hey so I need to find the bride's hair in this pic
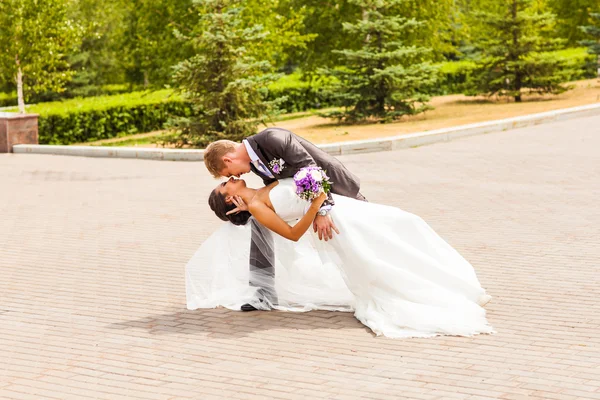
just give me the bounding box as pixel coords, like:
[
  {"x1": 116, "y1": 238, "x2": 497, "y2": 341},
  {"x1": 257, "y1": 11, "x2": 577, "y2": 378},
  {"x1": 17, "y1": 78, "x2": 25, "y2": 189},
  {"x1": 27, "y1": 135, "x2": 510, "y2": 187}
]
[{"x1": 208, "y1": 189, "x2": 252, "y2": 226}]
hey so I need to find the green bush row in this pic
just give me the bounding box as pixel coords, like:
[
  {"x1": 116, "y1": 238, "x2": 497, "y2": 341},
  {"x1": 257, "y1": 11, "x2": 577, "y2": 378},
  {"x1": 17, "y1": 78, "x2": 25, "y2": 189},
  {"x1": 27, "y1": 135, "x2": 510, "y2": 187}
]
[
  {"x1": 39, "y1": 101, "x2": 193, "y2": 145},
  {"x1": 1, "y1": 48, "x2": 593, "y2": 144},
  {"x1": 265, "y1": 73, "x2": 338, "y2": 112},
  {"x1": 434, "y1": 47, "x2": 595, "y2": 95},
  {"x1": 0, "y1": 84, "x2": 130, "y2": 108},
  {"x1": 4, "y1": 90, "x2": 191, "y2": 145}
]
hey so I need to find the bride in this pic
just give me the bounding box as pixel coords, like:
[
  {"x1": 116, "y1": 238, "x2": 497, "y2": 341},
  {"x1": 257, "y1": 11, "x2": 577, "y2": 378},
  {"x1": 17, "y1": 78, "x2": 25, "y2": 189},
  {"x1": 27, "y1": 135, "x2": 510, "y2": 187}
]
[{"x1": 186, "y1": 177, "x2": 494, "y2": 338}]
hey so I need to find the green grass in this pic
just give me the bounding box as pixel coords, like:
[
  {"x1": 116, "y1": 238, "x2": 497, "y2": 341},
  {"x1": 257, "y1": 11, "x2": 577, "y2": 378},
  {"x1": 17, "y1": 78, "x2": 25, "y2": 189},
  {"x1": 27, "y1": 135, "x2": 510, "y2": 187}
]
[{"x1": 98, "y1": 135, "x2": 163, "y2": 147}]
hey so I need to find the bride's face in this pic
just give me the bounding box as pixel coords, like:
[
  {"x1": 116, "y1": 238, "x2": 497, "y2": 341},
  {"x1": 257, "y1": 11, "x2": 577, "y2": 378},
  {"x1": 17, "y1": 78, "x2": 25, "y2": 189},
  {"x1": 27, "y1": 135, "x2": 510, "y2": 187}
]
[{"x1": 217, "y1": 177, "x2": 246, "y2": 202}]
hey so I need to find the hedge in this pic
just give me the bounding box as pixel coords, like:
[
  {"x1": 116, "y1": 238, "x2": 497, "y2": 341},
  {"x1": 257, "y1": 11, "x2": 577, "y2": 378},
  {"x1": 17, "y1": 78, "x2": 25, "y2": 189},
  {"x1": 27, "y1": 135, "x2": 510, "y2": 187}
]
[
  {"x1": 435, "y1": 47, "x2": 595, "y2": 95},
  {"x1": 0, "y1": 48, "x2": 593, "y2": 144},
  {"x1": 0, "y1": 84, "x2": 130, "y2": 108},
  {"x1": 265, "y1": 73, "x2": 338, "y2": 112},
  {"x1": 5, "y1": 90, "x2": 192, "y2": 145}
]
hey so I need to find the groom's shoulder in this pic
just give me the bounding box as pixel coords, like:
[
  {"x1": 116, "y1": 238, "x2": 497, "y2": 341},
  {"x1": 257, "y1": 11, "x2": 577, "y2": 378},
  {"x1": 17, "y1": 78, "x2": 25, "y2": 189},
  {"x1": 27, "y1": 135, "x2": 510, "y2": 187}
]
[{"x1": 251, "y1": 127, "x2": 294, "y2": 142}]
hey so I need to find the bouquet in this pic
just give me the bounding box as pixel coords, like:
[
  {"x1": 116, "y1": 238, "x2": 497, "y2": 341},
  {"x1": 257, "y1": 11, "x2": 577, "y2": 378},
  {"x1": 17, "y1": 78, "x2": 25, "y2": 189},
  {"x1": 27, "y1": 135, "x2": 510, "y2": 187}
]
[{"x1": 293, "y1": 166, "x2": 332, "y2": 201}]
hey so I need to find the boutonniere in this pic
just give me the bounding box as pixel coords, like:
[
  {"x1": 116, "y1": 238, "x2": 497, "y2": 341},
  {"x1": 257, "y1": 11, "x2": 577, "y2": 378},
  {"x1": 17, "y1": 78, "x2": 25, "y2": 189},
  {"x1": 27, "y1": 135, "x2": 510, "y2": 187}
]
[{"x1": 268, "y1": 158, "x2": 285, "y2": 174}]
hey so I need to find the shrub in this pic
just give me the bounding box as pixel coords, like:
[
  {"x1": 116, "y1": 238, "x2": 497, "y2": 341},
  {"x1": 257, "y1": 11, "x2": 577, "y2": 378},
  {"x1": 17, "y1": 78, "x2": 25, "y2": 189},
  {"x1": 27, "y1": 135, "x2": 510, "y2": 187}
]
[
  {"x1": 265, "y1": 73, "x2": 338, "y2": 112},
  {"x1": 6, "y1": 90, "x2": 192, "y2": 144},
  {"x1": 434, "y1": 48, "x2": 594, "y2": 95}
]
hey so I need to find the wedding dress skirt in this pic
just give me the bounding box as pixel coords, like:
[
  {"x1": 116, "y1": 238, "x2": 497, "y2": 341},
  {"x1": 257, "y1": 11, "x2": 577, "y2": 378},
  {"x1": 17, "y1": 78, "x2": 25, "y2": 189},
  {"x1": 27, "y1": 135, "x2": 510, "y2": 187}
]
[{"x1": 186, "y1": 179, "x2": 493, "y2": 338}]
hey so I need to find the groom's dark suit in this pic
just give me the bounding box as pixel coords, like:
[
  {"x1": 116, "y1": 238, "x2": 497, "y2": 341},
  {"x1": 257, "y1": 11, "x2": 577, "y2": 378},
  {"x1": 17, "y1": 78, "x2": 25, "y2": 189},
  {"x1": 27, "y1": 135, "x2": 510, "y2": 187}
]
[{"x1": 244, "y1": 127, "x2": 366, "y2": 308}]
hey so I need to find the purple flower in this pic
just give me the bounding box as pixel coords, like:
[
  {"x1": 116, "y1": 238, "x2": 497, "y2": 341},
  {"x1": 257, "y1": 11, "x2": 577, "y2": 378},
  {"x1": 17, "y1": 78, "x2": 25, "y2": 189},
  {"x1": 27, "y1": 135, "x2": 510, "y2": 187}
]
[
  {"x1": 268, "y1": 158, "x2": 285, "y2": 175},
  {"x1": 293, "y1": 167, "x2": 332, "y2": 201}
]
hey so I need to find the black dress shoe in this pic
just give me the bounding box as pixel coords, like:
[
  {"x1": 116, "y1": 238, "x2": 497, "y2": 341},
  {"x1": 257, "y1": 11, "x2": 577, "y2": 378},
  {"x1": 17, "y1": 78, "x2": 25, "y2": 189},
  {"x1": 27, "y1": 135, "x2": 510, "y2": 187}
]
[{"x1": 241, "y1": 303, "x2": 258, "y2": 312}]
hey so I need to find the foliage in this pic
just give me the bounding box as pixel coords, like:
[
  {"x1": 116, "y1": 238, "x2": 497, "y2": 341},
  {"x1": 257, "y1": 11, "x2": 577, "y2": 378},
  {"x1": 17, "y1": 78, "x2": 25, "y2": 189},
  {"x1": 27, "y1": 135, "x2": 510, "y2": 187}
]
[
  {"x1": 467, "y1": 0, "x2": 574, "y2": 101},
  {"x1": 265, "y1": 73, "x2": 338, "y2": 111},
  {"x1": 119, "y1": 0, "x2": 196, "y2": 88},
  {"x1": 166, "y1": 0, "x2": 284, "y2": 148},
  {"x1": 436, "y1": 47, "x2": 594, "y2": 94},
  {"x1": 62, "y1": 0, "x2": 125, "y2": 98},
  {"x1": 241, "y1": 0, "x2": 316, "y2": 71},
  {"x1": 579, "y1": 13, "x2": 600, "y2": 79},
  {"x1": 319, "y1": 0, "x2": 438, "y2": 123},
  {"x1": 548, "y1": 0, "x2": 600, "y2": 45},
  {"x1": 5, "y1": 90, "x2": 191, "y2": 144},
  {"x1": 280, "y1": 0, "x2": 363, "y2": 75},
  {"x1": 0, "y1": 0, "x2": 81, "y2": 111}
]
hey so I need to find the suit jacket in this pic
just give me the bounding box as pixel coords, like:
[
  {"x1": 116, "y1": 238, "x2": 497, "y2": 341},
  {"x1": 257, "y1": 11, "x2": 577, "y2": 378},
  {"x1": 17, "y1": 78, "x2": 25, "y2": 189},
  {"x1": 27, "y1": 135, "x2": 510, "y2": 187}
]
[{"x1": 245, "y1": 127, "x2": 361, "y2": 206}]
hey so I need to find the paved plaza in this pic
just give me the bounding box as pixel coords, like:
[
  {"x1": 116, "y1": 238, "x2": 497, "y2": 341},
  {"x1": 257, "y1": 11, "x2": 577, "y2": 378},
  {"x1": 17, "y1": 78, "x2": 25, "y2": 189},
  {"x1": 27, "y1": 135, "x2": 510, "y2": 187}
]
[{"x1": 1, "y1": 115, "x2": 599, "y2": 399}]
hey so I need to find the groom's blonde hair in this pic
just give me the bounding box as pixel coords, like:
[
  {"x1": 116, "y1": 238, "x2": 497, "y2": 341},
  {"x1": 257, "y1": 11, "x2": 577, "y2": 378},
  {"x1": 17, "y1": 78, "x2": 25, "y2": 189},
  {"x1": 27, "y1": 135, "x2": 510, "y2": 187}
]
[{"x1": 204, "y1": 140, "x2": 237, "y2": 178}]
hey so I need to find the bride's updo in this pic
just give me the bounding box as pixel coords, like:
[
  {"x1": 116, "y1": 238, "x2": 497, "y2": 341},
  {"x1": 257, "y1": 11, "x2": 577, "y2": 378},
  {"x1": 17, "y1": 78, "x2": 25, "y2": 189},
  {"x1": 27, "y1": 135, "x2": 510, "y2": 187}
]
[{"x1": 208, "y1": 189, "x2": 252, "y2": 226}]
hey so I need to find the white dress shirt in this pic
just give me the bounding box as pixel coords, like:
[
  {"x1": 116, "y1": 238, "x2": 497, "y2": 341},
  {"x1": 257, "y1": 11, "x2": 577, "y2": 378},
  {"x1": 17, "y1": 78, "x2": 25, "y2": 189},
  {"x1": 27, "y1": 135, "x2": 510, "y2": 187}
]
[{"x1": 243, "y1": 140, "x2": 274, "y2": 179}]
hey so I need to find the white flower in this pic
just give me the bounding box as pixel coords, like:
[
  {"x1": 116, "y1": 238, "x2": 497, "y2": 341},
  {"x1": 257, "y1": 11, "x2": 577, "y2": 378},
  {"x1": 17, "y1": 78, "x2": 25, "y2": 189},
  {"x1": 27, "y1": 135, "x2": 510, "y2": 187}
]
[
  {"x1": 295, "y1": 170, "x2": 307, "y2": 180},
  {"x1": 310, "y1": 170, "x2": 323, "y2": 182}
]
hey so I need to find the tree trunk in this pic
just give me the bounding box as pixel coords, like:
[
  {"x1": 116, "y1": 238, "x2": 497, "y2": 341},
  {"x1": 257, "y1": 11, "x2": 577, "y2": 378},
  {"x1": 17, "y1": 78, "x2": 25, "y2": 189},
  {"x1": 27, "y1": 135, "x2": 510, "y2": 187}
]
[
  {"x1": 511, "y1": 0, "x2": 522, "y2": 102},
  {"x1": 597, "y1": 53, "x2": 599, "y2": 80},
  {"x1": 375, "y1": 31, "x2": 385, "y2": 115},
  {"x1": 143, "y1": 70, "x2": 149, "y2": 88},
  {"x1": 16, "y1": 55, "x2": 25, "y2": 114},
  {"x1": 363, "y1": 8, "x2": 370, "y2": 43}
]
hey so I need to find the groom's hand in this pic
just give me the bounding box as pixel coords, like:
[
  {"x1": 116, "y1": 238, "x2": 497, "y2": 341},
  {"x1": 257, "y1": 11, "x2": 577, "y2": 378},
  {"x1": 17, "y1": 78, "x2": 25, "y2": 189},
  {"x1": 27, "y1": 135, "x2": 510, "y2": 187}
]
[
  {"x1": 313, "y1": 215, "x2": 340, "y2": 241},
  {"x1": 225, "y1": 196, "x2": 249, "y2": 215}
]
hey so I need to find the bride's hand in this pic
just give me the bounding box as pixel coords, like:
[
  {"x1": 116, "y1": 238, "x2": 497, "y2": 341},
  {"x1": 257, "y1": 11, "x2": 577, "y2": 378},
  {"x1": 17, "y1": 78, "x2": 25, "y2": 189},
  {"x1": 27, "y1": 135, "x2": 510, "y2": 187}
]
[{"x1": 226, "y1": 196, "x2": 248, "y2": 215}]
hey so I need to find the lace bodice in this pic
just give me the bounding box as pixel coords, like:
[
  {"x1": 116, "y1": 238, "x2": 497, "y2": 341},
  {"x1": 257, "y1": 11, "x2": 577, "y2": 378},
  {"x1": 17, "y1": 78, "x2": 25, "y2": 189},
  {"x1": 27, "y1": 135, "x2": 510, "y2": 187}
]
[{"x1": 268, "y1": 179, "x2": 308, "y2": 222}]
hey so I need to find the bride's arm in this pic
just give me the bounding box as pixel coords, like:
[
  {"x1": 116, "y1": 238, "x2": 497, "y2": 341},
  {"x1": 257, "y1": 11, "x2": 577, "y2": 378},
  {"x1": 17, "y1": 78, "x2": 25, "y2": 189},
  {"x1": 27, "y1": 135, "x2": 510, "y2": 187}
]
[{"x1": 249, "y1": 193, "x2": 327, "y2": 242}]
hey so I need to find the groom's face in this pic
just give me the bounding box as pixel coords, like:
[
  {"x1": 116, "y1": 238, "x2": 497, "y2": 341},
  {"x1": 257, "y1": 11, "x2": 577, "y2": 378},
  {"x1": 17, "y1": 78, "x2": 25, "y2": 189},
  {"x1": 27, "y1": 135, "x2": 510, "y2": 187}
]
[{"x1": 220, "y1": 156, "x2": 251, "y2": 178}]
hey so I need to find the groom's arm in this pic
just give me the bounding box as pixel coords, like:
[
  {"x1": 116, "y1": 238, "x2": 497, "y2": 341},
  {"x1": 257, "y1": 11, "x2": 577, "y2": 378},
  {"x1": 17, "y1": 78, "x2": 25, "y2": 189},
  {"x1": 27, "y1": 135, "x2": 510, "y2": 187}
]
[
  {"x1": 263, "y1": 129, "x2": 335, "y2": 208},
  {"x1": 261, "y1": 128, "x2": 339, "y2": 241}
]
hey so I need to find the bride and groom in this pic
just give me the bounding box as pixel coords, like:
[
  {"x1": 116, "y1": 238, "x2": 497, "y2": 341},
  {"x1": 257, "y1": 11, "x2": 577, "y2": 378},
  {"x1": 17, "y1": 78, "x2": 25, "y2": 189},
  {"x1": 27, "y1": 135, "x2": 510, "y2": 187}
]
[{"x1": 185, "y1": 127, "x2": 493, "y2": 338}]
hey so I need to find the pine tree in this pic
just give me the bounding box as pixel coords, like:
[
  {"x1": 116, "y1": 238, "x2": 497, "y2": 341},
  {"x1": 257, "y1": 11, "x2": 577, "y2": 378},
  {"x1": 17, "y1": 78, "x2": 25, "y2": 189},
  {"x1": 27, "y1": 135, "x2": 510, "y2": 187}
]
[
  {"x1": 580, "y1": 13, "x2": 600, "y2": 80},
  {"x1": 467, "y1": 0, "x2": 573, "y2": 102},
  {"x1": 167, "y1": 0, "x2": 283, "y2": 148},
  {"x1": 319, "y1": 0, "x2": 438, "y2": 124}
]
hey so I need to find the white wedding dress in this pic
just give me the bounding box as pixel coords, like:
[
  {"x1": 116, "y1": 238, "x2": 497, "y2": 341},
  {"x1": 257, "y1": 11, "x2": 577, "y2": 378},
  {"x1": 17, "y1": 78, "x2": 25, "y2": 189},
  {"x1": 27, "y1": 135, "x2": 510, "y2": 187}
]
[{"x1": 186, "y1": 179, "x2": 494, "y2": 338}]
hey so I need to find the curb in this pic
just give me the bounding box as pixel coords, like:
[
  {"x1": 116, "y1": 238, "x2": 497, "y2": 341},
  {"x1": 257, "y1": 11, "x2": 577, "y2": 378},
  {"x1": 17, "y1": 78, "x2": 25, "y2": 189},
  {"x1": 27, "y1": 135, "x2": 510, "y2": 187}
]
[
  {"x1": 13, "y1": 145, "x2": 205, "y2": 161},
  {"x1": 13, "y1": 102, "x2": 600, "y2": 161}
]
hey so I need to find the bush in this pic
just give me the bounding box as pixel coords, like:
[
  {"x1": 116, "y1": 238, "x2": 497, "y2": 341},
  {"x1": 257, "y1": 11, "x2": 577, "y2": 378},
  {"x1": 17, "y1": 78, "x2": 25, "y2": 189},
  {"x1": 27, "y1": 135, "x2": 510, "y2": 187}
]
[
  {"x1": 433, "y1": 47, "x2": 594, "y2": 95},
  {"x1": 6, "y1": 90, "x2": 192, "y2": 145},
  {"x1": 266, "y1": 73, "x2": 338, "y2": 112},
  {"x1": 1, "y1": 49, "x2": 592, "y2": 144},
  {"x1": 0, "y1": 92, "x2": 16, "y2": 108},
  {"x1": 0, "y1": 84, "x2": 131, "y2": 108},
  {"x1": 434, "y1": 60, "x2": 478, "y2": 95}
]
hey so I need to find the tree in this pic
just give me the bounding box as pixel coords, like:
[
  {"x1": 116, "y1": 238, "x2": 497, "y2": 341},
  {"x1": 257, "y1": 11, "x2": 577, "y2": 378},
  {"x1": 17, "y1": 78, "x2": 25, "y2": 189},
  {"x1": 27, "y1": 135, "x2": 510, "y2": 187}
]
[
  {"x1": 167, "y1": 0, "x2": 283, "y2": 148},
  {"x1": 467, "y1": 0, "x2": 573, "y2": 102},
  {"x1": 548, "y1": 0, "x2": 600, "y2": 45},
  {"x1": 64, "y1": 0, "x2": 126, "y2": 97},
  {"x1": 318, "y1": 0, "x2": 438, "y2": 124},
  {"x1": 0, "y1": 0, "x2": 81, "y2": 113},
  {"x1": 580, "y1": 13, "x2": 600, "y2": 80},
  {"x1": 241, "y1": 0, "x2": 316, "y2": 72},
  {"x1": 281, "y1": 0, "x2": 363, "y2": 76},
  {"x1": 119, "y1": 0, "x2": 196, "y2": 89},
  {"x1": 393, "y1": 0, "x2": 456, "y2": 60}
]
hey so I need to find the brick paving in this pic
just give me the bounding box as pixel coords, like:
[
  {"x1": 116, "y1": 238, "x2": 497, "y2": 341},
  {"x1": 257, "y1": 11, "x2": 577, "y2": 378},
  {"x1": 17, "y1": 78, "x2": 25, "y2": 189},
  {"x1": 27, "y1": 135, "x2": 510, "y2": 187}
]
[{"x1": 1, "y1": 115, "x2": 599, "y2": 399}]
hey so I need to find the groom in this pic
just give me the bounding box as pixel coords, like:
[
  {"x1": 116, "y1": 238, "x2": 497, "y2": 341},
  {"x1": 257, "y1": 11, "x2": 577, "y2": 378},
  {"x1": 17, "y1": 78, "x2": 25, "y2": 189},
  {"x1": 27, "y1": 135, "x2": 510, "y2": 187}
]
[{"x1": 204, "y1": 127, "x2": 366, "y2": 311}]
